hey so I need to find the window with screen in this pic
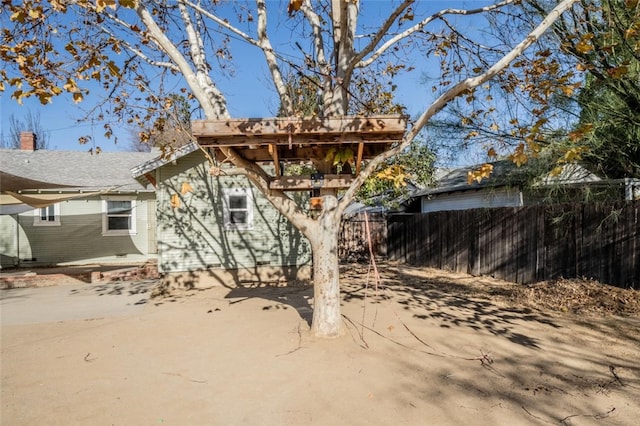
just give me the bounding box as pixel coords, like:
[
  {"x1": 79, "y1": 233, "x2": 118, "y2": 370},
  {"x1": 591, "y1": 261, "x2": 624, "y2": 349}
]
[
  {"x1": 33, "y1": 204, "x2": 60, "y2": 226},
  {"x1": 102, "y1": 197, "x2": 137, "y2": 235},
  {"x1": 223, "y1": 188, "x2": 253, "y2": 230}
]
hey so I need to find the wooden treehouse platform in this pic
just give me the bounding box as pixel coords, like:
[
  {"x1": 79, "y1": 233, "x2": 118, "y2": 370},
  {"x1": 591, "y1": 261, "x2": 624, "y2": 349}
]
[{"x1": 191, "y1": 115, "x2": 408, "y2": 192}]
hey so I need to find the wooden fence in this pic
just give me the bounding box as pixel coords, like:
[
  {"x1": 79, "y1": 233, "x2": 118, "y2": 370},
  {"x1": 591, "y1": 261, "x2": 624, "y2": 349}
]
[
  {"x1": 387, "y1": 202, "x2": 640, "y2": 289},
  {"x1": 339, "y1": 213, "x2": 387, "y2": 261}
]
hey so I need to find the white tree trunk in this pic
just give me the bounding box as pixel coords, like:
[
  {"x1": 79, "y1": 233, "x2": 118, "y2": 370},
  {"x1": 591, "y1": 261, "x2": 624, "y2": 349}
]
[{"x1": 309, "y1": 198, "x2": 344, "y2": 337}]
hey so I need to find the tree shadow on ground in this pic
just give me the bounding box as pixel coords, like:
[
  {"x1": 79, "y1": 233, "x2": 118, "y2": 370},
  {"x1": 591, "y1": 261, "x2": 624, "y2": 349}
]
[
  {"x1": 225, "y1": 284, "x2": 314, "y2": 326},
  {"x1": 337, "y1": 263, "x2": 640, "y2": 425},
  {"x1": 340, "y1": 263, "x2": 559, "y2": 350},
  {"x1": 68, "y1": 279, "x2": 161, "y2": 305}
]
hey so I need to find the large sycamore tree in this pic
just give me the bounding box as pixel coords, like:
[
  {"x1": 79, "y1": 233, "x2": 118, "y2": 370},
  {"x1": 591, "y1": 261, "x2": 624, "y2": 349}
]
[{"x1": 1, "y1": 0, "x2": 578, "y2": 337}]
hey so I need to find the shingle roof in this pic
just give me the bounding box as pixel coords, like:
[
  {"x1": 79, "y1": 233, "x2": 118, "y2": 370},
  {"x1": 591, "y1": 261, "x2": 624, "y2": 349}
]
[
  {"x1": 412, "y1": 160, "x2": 602, "y2": 197},
  {"x1": 0, "y1": 149, "x2": 156, "y2": 192}
]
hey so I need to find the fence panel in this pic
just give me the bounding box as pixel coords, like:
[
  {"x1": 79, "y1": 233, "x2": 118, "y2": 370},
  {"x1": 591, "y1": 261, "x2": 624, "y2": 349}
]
[
  {"x1": 386, "y1": 201, "x2": 639, "y2": 289},
  {"x1": 339, "y1": 213, "x2": 387, "y2": 261}
]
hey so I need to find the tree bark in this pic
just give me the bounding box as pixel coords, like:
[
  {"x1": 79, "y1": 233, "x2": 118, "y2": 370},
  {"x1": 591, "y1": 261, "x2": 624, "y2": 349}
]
[{"x1": 309, "y1": 197, "x2": 344, "y2": 337}]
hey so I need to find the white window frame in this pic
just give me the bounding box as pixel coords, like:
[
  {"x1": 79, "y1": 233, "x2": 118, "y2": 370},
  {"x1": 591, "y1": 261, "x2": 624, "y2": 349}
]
[
  {"x1": 33, "y1": 204, "x2": 61, "y2": 226},
  {"x1": 223, "y1": 188, "x2": 254, "y2": 231},
  {"x1": 102, "y1": 196, "x2": 137, "y2": 236}
]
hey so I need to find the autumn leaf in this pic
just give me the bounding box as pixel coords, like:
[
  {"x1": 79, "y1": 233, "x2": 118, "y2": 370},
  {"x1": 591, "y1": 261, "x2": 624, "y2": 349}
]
[
  {"x1": 375, "y1": 165, "x2": 408, "y2": 188},
  {"x1": 508, "y1": 143, "x2": 527, "y2": 167},
  {"x1": 288, "y1": 0, "x2": 303, "y2": 16},
  {"x1": 170, "y1": 193, "x2": 181, "y2": 209},
  {"x1": 575, "y1": 34, "x2": 594, "y2": 54},
  {"x1": 119, "y1": 0, "x2": 137, "y2": 8},
  {"x1": 96, "y1": 0, "x2": 117, "y2": 13},
  {"x1": 562, "y1": 146, "x2": 588, "y2": 163},
  {"x1": 549, "y1": 166, "x2": 564, "y2": 177},
  {"x1": 568, "y1": 123, "x2": 594, "y2": 142},
  {"x1": 106, "y1": 61, "x2": 121, "y2": 77},
  {"x1": 467, "y1": 163, "x2": 494, "y2": 184},
  {"x1": 607, "y1": 66, "x2": 628, "y2": 79},
  {"x1": 28, "y1": 7, "x2": 44, "y2": 20},
  {"x1": 180, "y1": 182, "x2": 193, "y2": 195}
]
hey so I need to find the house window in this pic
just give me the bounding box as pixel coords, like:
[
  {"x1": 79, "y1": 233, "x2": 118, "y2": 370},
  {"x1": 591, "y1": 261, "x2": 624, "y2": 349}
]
[
  {"x1": 33, "y1": 204, "x2": 60, "y2": 226},
  {"x1": 223, "y1": 188, "x2": 253, "y2": 230},
  {"x1": 102, "y1": 197, "x2": 137, "y2": 235}
]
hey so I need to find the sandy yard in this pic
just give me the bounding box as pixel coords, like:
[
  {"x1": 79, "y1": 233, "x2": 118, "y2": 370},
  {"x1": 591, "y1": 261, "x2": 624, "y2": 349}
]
[{"x1": 1, "y1": 263, "x2": 639, "y2": 425}]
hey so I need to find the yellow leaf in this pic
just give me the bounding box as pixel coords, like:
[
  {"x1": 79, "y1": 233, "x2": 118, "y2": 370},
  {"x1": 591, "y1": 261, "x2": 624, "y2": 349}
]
[
  {"x1": 171, "y1": 194, "x2": 181, "y2": 209},
  {"x1": 487, "y1": 148, "x2": 497, "y2": 158},
  {"x1": 467, "y1": 164, "x2": 494, "y2": 184},
  {"x1": 72, "y1": 92, "x2": 84, "y2": 103},
  {"x1": 28, "y1": 7, "x2": 43, "y2": 19},
  {"x1": 561, "y1": 85, "x2": 574, "y2": 96},
  {"x1": 63, "y1": 78, "x2": 78, "y2": 92},
  {"x1": 575, "y1": 34, "x2": 594, "y2": 54},
  {"x1": 96, "y1": 0, "x2": 117, "y2": 13},
  {"x1": 119, "y1": 0, "x2": 137, "y2": 8},
  {"x1": 549, "y1": 166, "x2": 564, "y2": 177},
  {"x1": 180, "y1": 182, "x2": 193, "y2": 195},
  {"x1": 464, "y1": 130, "x2": 479, "y2": 140}
]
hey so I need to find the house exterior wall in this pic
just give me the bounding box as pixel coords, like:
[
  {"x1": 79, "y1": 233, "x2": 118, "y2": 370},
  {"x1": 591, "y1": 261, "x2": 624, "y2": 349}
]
[
  {"x1": 0, "y1": 193, "x2": 155, "y2": 268},
  {"x1": 421, "y1": 187, "x2": 523, "y2": 213},
  {"x1": 155, "y1": 151, "x2": 311, "y2": 275}
]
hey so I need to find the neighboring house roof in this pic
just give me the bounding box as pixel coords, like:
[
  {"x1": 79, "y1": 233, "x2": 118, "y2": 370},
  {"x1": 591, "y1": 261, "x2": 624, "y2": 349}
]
[
  {"x1": 0, "y1": 148, "x2": 157, "y2": 192},
  {"x1": 412, "y1": 161, "x2": 602, "y2": 198},
  {"x1": 131, "y1": 142, "x2": 200, "y2": 187},
  {"x1": 0, "y1": 148, "x2": 157, "y2": 213}
]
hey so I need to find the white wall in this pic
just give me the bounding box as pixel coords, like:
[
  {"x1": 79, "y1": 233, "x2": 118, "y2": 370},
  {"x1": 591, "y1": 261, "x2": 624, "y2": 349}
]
[{"x1": 421, "y1": 188, "x2": 523, "y2": 213}]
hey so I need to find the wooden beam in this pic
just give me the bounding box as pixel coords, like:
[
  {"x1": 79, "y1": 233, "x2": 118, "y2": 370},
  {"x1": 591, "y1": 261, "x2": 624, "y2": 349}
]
[
  {"x1": 192, "y1": 115, "x2": 408, "y2": 139},
  {"x1": 195, "y1": 133, "x2": 401, "y2": 147},
  {"x1": 269, "y1": 174, "x2": 354, "y2": 191},
  {"x1": 144, "y1": 172, "x2": 157, "y2": 188},
  {"x1": 204, "y1": 143, "x2": 392, "y2": 163},
  {"x1": 268, "y1": 144, "x2": 281, "y2": 176}
]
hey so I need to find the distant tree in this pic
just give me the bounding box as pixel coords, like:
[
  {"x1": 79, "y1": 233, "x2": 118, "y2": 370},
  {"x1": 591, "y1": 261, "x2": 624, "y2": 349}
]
[
  {"x1": 430, "y1": 0, "x2": 640, "y2": 180},
  {"x1": 2, "y1": 111, "x2": 50, "y2": 149},
  {"x1": 357, "y1": 141, "x2": 436, "y2": 205},
  {"x1": 551, "y1": 0, "x2": 640, "y2": 178},
  {"x1": 126, "y1": 94, "x2": 195, "y2": 152}
]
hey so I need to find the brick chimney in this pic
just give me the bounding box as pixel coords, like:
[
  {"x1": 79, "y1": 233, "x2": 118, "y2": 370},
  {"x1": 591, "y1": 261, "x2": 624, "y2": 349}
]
[{"x1": 20, "y1": 132, "x2": 37, "y2": 151}]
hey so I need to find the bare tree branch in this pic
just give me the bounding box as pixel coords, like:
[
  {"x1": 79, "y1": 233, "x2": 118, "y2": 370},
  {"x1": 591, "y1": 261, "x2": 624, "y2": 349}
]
[
  {"x1": 356, "y1": 0, "x2": 516, "y2": 69},
  {"x1": 338, "y1": 0, "x2": 580, "y2": 213}
]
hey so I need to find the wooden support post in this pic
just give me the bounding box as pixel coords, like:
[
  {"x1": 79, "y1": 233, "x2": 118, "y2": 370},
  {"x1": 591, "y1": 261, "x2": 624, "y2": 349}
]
[
  {"x1": 355, "y1": 143, "x2": 364, "y2": 176},
  {"x1": 268, "y1": 144, "x2": 281, "y2": 176}
]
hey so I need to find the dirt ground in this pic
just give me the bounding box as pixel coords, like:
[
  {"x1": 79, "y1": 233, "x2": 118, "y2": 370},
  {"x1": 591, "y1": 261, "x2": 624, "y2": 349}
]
[{"x1": 2, "y1": 263, "x2": 639, "y2": 425}]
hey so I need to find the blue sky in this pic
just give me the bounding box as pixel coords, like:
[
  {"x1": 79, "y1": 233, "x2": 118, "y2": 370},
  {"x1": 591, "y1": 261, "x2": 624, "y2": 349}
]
[{"x1": 1, "y1": 1, "x2": 492, "y2": 153}]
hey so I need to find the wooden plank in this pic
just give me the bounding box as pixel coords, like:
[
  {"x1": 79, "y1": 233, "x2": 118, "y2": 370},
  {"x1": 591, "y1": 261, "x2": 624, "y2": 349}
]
[
  {"x1": 192, "y1": 115, "x2": 408, "y2": 138},
  {"x1": 269, "y1": 174, "x2": 354, "y2": 191}
]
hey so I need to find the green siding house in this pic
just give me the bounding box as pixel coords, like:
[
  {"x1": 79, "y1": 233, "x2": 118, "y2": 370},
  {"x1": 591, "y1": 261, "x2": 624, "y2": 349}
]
[
  {"x1": 131, "y1": 143, "x2": 311, "y2": 285},
  {"x1": 0, "y1": 134, "x2": 157, "y2": 268}
]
